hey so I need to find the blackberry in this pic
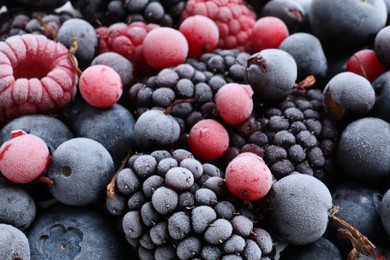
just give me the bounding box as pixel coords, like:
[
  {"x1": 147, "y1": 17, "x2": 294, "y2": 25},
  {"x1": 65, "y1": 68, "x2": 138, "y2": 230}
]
[
  {"x1": 0, "y1": 10, "x2": 74, "y2": 40},
  {"x1": 71, "y1": 0, "x2": 187, "y2": 27},
  {"x1": 227, "y1": 88, "x2": 340, "y2": 185},
  {"x1": 128, "y1": 48, "x2": 251, "y2": 152},
  {"x1": 106, "y1": 149, "x2": 277, "y2": 259}
]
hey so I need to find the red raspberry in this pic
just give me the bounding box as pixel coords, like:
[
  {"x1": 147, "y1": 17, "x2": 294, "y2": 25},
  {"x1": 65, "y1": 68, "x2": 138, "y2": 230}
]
[
  {"x1": 181, "y1": 0, "x2": 257, "y2": 52},
  {"x1": 96, "y1": 22, "x2": 160, "y2": 74},
  {"x1": 0, "y1": 34, "x2": 78, "y2": 124}
]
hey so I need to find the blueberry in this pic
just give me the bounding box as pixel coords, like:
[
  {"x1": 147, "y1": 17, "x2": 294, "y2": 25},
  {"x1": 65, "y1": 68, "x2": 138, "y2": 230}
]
[
  {"x1": 91, "y1": 52, "x2": 135, "y2": 91},
  {"x1": 328, "y1": 182, "x2": 390, "y2": 255},
  {"x1": 0, "y1": 223, "x2": 30, "y2": 260},
  {"x1": 310, "y1": 0, "x2": 387, "y2": 50},
  {"x1": 266, "y1": 174, "x2": 332, "y2": 245},
  {"x1": 57, "y1": 18, "x2": 98, "y2": 67},
  {"x1": 375, "y1": 25, "x2": 390, "y2": 68},
  {"x1": 0, "y1": 179, "x2": 36, "y2": 231},
  {"x1": 245, "y1": 49, "x2": 297, "y2": 102},
  {"x1": 381, "y1": 187, "x2": 390, "y2": 237},
  {"x1": 27, "y1": 203, "x2": 123, "y2": 259},
  {"x1": 47, "y1": 137, "x2": 115, "y2": 206},
  {"x1": 280, "y1": 237, "x2": 342, "y2": 260},
  {"x1": 279, "y1": 32, "x2": 327, "y2": 81},
  {"x1": 134, "y1": 109, "x2": 181, "y2": 150},
  {"x1": 260, "y1": 0, "x2": 306, "y2": 34},
  {"x1": 72, "y1": 104, "x2": 136, "y2": 168},
  {"x1": 0, "y1": 114, "x2": 73, "y2": 153},
  {"x1": 323, "y1": 72, "x2": 375, "y2": 120},
  {"x1": 372, "y1": 71, "x2": 390, "y2": 123},
  {"x1": 337, "y1": 117, "x2": 390, "y2": 184}
]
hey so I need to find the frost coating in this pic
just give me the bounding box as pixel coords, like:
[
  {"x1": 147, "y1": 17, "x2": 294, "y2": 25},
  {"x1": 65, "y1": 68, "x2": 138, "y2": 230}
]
[{"x1": 268, "y1": 174, "x2": 332, "y2": 245}]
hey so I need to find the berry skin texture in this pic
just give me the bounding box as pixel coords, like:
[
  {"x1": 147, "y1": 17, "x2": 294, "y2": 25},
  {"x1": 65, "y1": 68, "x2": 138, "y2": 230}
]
[
  {"x1": 215, "y1": 83, "x2": 253, "y2": 125},
  {"x1": 346, "y1": 49, "x2": 387, "y2": 82},
  {"x1": 251, "y1": 16, "x2": 289, "y2": 52},
  {"x1": 323, "y1": 72, "x2": 375, "y2": 120},
  {"x1": 0, "y1": 34, "x2": 78, "y2": 124},
  {"x1": 225, "y1": 152, "x2": 272, "y2": 200},
  {"x1": 0, "y1": 223, "x2": 30, "y2": 260},
  {"x1": 188, "y1": 119, "x2": 229, "y2": 161},
  {"x1": 79, "y1": 64, "x2": 123, "y2": 108},
  {"x1": 179, "y1": 15, "x2": 219, "y2": 58},
  {"x1": 181, "y1": 0, "x2": 256, "y2": 52},
  {"x1": 143, "y1": 27, "x2": 189, "y2": 70},
  {"x1": 0, "y1": 130, "x2": 49, "y2": 184}
]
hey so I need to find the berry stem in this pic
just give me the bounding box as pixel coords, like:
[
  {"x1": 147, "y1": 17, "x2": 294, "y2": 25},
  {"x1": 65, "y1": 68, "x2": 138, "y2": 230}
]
[
  {"x1": 294, "y1": 75, "x2": 316, "y2": 89},
  {"x1": 328, "y1": 205, "x2": 376, "y2": 259},
  {"x1": 38, "y1": 175, "x2": 54, "y2": 185},
  {"x1": 34, "y1": 15, "x2": 57, "y2": 40},
  {"x1": 164, "y1": 98, "x2": 197, "y2": 115},
  {"x1": 68, "y1": 37, "x2": 83, "y2": 76},
  {"x1": 106, "y1": 149, "x2": 132, "y2": 199}
]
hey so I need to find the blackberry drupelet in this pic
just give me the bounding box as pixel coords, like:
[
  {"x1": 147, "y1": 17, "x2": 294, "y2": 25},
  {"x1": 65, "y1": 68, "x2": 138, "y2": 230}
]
[{"x1": 71, "y1": 0, "x2": 187, "y2": 27}]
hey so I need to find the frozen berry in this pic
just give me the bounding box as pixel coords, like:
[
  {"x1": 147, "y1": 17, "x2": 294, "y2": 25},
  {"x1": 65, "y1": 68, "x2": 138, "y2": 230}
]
[
  {"x1": 323, "y1": 72, "x2": 375, "y2": 120},
  {"x1": 181, "y1": 0, "x2": 256, "y2": 52},
  {"x1": 179, "y1": 15, "x2": 219, "y2": 58},
  {"x1": 0, "y1": 34, "x2": 78, "y2": 123},
  {"x1": 267, "y1": 174, "x2": 332, "y2": 245},
  {"x1": 215, "y1": 83, "x2": 253, "y2": 125},
  {"x1": 47, "y1": 137, "x2": 114, "y2": 206},
  {"x1": 225, "y1": 152, "x2": 272, "y2": 200},
  {"x1": 251, "y1": 16, "x2": 289, "y2": 52},
  {"x1": 143, "y1": 27, "x2": 188, "y2": 70},
  {"x1": 0, "y1": 130, "x2": 49, "y2": 184},
  {"x1": 0, "y1": 224, "x2": 30, "y2": 260},
  {"x1": 245, "y1": 48, "x2": 297, "y2": 102},
  {"x1": 188, "y1": 119, "x2": 229, "y2": 161},
  {"x1": 346, "y1": 49, "x2": 387, "y2": 82},
  {"x1": 79, "y1": 64, "x2": 123, "y2": 108}
]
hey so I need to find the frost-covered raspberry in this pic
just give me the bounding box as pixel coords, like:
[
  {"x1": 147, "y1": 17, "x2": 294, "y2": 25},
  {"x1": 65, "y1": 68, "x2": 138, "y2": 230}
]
[
  {"x1": 181, "y1": 0, "x2": 256, "y2": 52},
  {"x1": 0, "y1": 34, "x2": 78, "y2": 124}
]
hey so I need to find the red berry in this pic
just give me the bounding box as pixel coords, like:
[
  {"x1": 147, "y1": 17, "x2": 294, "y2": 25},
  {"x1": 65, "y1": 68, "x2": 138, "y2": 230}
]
[
  {"x1": 0, "y1": 130, "x2": 50, "y2": 184},
  {"x1": 79, "y1": 65, "x2": 123, "y2": 108},
  {"x1": 179, "y1": 15, "x2": 219, "y2": 58},
  {"x1": 96, "y1": 22, "x2": 159, "y2": 74},
  {"x1": 143, "y1": 27, "x2": 189, "y2": 70},
  {"x1": 346, "y1": 49, "x2": 387, "y2": 82},
  {"x1": 188, "y1": 119, "x2": 229, "y2": 161},
  {"x1": 251, "y1": 16, "x2": 289, "y2": 52},
  {"x1": 181, "y1": 0, "x2": 256, "y2": 52},
  {"x1": 215, "y1": 83, "x2": 253, "y2": 125},
  {"x1": 0, "y1": 34, "x2": 78, "y2": 124},
  {"x1": 225, "y1": 152, "x2": 272, "y2": 201}
]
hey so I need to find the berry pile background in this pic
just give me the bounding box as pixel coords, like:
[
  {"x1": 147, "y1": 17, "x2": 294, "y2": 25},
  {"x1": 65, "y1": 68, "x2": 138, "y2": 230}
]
[{"x1": 1, "y1": 0, "x2": 390, "y2": 260}]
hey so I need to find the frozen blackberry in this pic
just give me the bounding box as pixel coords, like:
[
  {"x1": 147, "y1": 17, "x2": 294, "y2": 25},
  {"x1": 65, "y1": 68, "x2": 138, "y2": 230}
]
[
  {"x1": 128, "y1": 48, "x2": 251, "y2": 149},
  {"x1": 227, "y1": 88, "x2": 340, "y2": 185},
  {"x1": 71, "y1": 0, "x2": 186, "y2": 27},
  {"x1": 105, "y1": 149, "x2": 274, "y2": 259},
  {"x1": 0, "y1": 10, "x2": 73, "y2": 40}
]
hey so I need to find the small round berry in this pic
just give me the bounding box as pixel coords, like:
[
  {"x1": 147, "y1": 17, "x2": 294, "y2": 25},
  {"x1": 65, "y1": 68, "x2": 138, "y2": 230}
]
[
  {"x1": 215, "y1": 83, "x2": 253, "y2": 125},
  {"x1": 143, "y1": 27, "x2": 188, "y2": 70},
  {"x1": 179, "y1": 15, "x2": 219, "y2": 58},
  {"x1": 251, "y1": 16, "x2": 289, "y2": 52},
  {"x1": 79, "y1": 65, "x2": 123, "y2": 108},
  {"x1": 188, "y1": 119, "x2": 229, "y2": 161},
  {"x1": 346, "y1": 49, "x2": 387, "y2": 82},
  {"x1": 0, "y1": 130, "x2": 49, "y2": 184},
  {"x1": 225, "y1": 152, "x2": 272, "y2": 201}
]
